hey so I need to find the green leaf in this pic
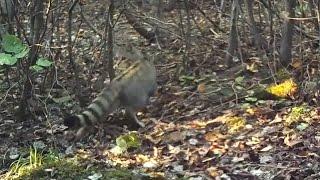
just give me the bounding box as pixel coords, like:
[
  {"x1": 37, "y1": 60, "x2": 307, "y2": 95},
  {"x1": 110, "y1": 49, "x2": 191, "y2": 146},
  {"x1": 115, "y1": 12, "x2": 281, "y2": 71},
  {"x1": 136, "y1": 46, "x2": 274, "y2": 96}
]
[
  {"x1": 179, "y1": 75, "x2": 195, "y2": 81},
  {"x1": 125, "y1": 133, "x2": 141, "y2": 148},
  {"x1": 2, "y1": 34, "x2": 25, "y2": 54},
  {"x1": 31, "y1": 65, "x2": 44, "y2": 72},
  {"x1": 235, "y1": 76, "x2": 244, "y2": 84},
  {"x1": 52, "y1": 95, "x2": 72, "y2": 104},
  {"x1": 245, "y1": 97, "x2": 258, "y2": 102},
  {"x1": 257, "y1": 100, "x2": 266, "y2": 104},
  {"x1": 116, "y1": 138, "x2": 128, "y2": 149},
  {"x1": 116, "y1": 132, "x2": 141, "y2": 149},
  {"x1": 0, "y1": 53, "x2": 18, "y2": 65},
  {"x1": 240, "y1": 103, "x2": 251, "y2": 109},
  {"x1": 36, "y1": 58, "x2": 53, "y2": 67},
  {"x1": 14, "y1": 46, "x2": 29, "y2": 58},
  {"x1": 296, "y1": 123, "x2": 309, "y2": 131}
]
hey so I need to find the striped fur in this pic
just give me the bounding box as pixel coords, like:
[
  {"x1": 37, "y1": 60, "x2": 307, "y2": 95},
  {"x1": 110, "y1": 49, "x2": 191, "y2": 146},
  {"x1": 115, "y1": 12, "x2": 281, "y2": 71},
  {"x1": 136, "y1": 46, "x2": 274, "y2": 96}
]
[{"x1": 64, "y1": 59, "x2": 157, "y2": 138}]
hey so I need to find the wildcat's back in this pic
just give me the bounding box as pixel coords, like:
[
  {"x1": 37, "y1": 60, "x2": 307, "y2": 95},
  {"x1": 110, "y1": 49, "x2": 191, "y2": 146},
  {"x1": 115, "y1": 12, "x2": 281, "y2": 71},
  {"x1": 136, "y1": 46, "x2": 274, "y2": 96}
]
[{"x1": 118, "y1": 59, "x2": 157, "y2": 109}]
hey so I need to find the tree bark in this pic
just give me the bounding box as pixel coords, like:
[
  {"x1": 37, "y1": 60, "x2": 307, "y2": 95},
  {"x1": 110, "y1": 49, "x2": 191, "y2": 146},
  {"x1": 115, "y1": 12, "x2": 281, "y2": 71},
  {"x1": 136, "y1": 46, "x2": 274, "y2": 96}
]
[
  {"x1": 245, "y1": 0, "x2": 267, "y2": 50},
  {"x1": 225, "y1": 0, "x2": 240, "y2": 67},
  {"x1": 106, "y1": 0, "x2": 115, "y2": 80},
  {"x1": 279, "y1": 0, "x2": 296, "y2": 66},
  {"x1": 18, "y1": 0, "x2": 45, "y2": 120}
]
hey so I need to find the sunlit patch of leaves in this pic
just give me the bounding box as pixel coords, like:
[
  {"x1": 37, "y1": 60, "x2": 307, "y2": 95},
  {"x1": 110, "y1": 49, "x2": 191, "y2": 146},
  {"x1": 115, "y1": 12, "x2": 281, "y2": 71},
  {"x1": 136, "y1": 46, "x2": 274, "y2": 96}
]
[
  {"x1": 224, "y1": 116, "x2": 246, "y2": 133},
  {"x1": 228, "y1": 117, "x2": 246, "y2": 133},
  {"x1": 5, "y1": 147, "x2": 48, "y2": 179},
  {"x1": 285, "y1": 105, "x2": 312, "y2": 126},
  {"x1": 266, "y1": 78, "x2": 298, "y2": 98},
  {"x1": 110, "y1": 132, "x2": 141, "y2": 155}
]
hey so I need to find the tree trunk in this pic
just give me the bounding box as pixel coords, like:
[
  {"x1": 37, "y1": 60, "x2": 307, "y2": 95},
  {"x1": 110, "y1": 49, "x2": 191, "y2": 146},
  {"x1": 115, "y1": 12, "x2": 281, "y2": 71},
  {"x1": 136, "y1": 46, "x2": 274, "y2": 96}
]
[
  {"x1": 107, "y1": 0, "x2": 115, "y2": 80},
  {"x1": 225, "y1": 0, "x2": 240, "y2": 67},
  {"x1": 18, "y1": 0, "x2": 44, "y2": 120},
  {"x1": 245, "y1": 0, "x2": 267, "y2": 50},
  {"x1": 279, "y1": 0, "x2": 296, "y2": 66}
]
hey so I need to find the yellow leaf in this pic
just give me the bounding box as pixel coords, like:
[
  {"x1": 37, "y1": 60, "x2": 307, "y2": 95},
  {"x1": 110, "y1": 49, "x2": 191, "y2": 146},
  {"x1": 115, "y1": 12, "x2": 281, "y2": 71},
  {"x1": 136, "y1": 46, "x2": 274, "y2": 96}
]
[
  {"x1": 224, "y1": 116, "x2": 246, "y2": 133},
  {"x1": 266, "y1": 78, "x2": 298, "y2": 98}
]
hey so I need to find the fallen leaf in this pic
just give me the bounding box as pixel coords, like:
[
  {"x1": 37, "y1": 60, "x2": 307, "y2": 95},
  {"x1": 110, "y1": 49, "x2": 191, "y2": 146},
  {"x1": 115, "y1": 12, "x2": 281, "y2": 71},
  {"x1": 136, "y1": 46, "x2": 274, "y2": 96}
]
[
  {"x1": 143, "y1": 160, "x2": 159, "y2": 169},
  {"x1": 204, "y1": 132, "x2": 225, "y2": 142},
  {"x1": 189, "y1": 138, "x2": 198, "y2": 145},
  {"x1": 206, "y1": 167, "x2": 221, "y2": 177},
  {"x1": 87, "y1": 173, "x2": 102, "y2": 180},
  {"x1": 164, "y1": 131, "x2": 186, "y2": 143},
  {"x1": 259, "y1": 154, "x2": 273, "y2": 164},
  {"x1": 232, "y1": 156, "x2": 245, "y2": 163},
  {"x1": 197, "y1": 83, "x2": 206, "y2": 93},
  {"x1": 284, "y1": 134, "x2": 303, "y2": 147},
  {"x1": 260, "y1": 145, "x2": 273, "y2": 152}
]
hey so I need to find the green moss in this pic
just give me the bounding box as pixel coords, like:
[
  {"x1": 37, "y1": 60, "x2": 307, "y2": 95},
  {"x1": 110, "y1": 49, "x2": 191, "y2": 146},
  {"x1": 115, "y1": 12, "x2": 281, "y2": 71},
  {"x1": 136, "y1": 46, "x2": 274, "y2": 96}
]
[
  {"x1": 17, "y1": 160, "x2": 137, "y2": 180},
  {"x1": 4, "y1": 148, "x2": 142, "y2": 180}
]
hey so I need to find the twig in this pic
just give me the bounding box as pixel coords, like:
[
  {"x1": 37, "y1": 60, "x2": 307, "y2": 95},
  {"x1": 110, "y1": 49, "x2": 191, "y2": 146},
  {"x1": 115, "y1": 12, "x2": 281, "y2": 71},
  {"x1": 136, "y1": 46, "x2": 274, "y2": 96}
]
[{"x1": 0, "y1": 82, "x2": 18, "y2": 105}]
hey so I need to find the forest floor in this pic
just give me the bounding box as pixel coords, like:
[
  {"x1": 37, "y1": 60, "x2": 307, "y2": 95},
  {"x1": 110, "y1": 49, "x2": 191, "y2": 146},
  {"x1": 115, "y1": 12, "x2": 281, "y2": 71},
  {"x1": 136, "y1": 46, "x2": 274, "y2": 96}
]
[{"x1": 1, "y1": 1, "x2": 320, "y2": 180}]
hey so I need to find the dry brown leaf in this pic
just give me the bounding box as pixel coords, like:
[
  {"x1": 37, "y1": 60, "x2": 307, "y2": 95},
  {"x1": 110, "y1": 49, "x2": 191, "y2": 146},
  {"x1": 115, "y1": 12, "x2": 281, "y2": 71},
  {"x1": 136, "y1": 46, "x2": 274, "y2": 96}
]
[
  {"x1": 284, "y1": 134, "x2": 303, "y2": 147},
  {"x1": 197, "y1": 83, "x2": 206, "y2": 93},
  {"x1": 260, "y1": 145, "x2": 273, "y2": 152},
  {"x1": 290, "y1": 58, "x2": 303, "y2": 69},
  {"x1": 206, "y1": 167, "x2": 221, "y2": 177},
  {"x1": 210, "y1": 143, "x2": 227, "y2": 155},
  {"x1": 164, "y1": 131, "x2": 186, "y2": 143},
  {"x1": 204, "y1": 132, "x2": 226, "y2": 142}
]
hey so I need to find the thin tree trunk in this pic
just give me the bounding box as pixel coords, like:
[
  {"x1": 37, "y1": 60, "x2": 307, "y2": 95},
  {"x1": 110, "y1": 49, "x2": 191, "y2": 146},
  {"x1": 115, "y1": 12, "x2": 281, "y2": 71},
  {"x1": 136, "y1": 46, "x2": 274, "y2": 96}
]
[
  {"x1": 225, "y1": 0, "x2": 240, "y2": 67},
  {"x1": 106, "y1": 0, "x2": 115, "y2": 80},
  {"x1": 182, "y1": 0, "x2": 191, "y2": 70},
  {"x1": 18, "y1": 0, "x2": 44, "y2": 120},
  {"x1": 279, "y1": 0, "x2": 296, "y2": 66},
  {"x1": 245, "y1": 0, "x2": 267, "y2": 50},
  {"x1": 0, "y1": 0, "x2": 14, "y2": 35}
]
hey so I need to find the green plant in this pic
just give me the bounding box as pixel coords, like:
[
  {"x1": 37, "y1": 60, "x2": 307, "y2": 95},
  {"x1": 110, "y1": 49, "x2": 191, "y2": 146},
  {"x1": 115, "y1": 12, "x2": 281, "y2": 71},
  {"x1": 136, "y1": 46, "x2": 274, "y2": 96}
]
[
  {"x1": 4, "y1": 147, "x2": 61, "y2": 180},
  {"x1": 5, "y1": 147, "x2": 44, "y2": 179},
  {"x1": 296, "y1": 2, "x2": 309, "y2": 16},
  {"x1": 30, "y1": 57, "x2": 53, "y2": 72},
  {"x1": 110, "y1": 132, "x2": 141, "y2": 155},
  {"x1": 0, "y1": 34, "x2": 29, "y2": 66},
  {"x1": 0, "y1": 34, "x2": 53, "y2": 71}
]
